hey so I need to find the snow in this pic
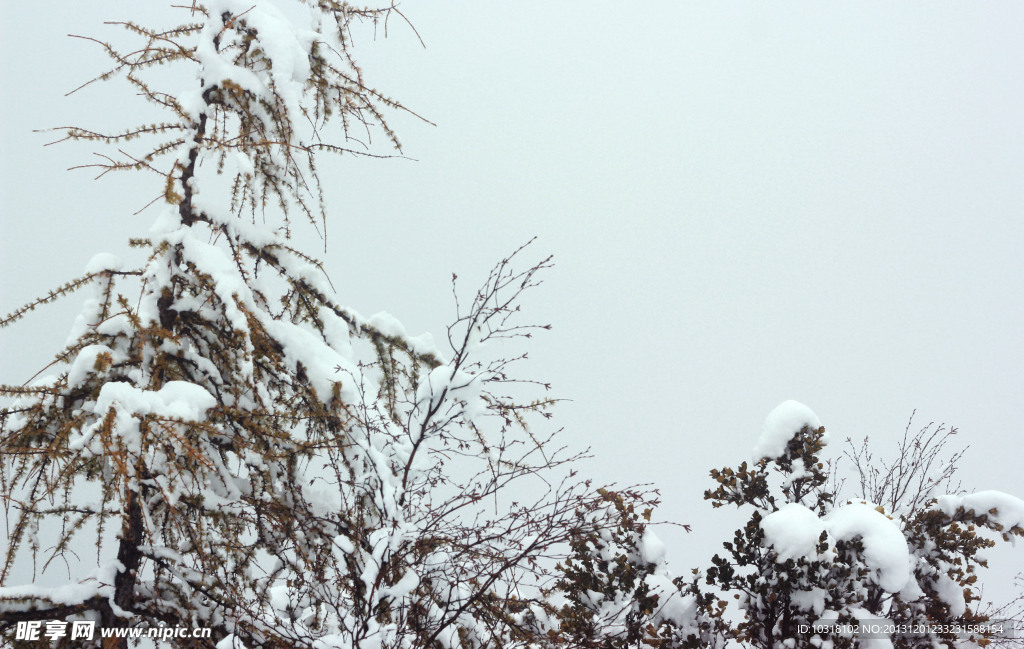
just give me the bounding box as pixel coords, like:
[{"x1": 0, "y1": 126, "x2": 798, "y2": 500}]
[
  {"x1": 761, "y1": 502, "x2": 914, "y2": 593},
  {"x1": 319, "y1": 306, "x2": 354, "y2": 356},
  {"x1": 84, "y1": 252, "x2": 123, "y2": 274},
  {"x1": 417, "y1": 365, "x2": 452, "y2": 408},
  {"x1": 781, "y1": 457, "x2": 812, "y2": 489},
  {"x1": 790, "y1": 588, "x2": 828, "y2": 616},
  {"x1": 0, "y1": 561, "x2": 121, "y2": 611},
  {"x1": 68, "y1": 380, "x2": 217, "y2": 452},
  {"x1": 332, "y1": 535, "x2": 355, "y2": 555},
  {"x1": 149, "y1": 205, "x2": 184, "y2": 235},
  {"x1": 644, "y1": 573, "x2": 697, "y2": 626},
  {"x1": 176, "y1": 232, "x2": 251, "y2": 330},
  {"x1": 761, "y1": 502, "x2": 825, "y2": 561},
  {"x1": 186, "y1": 0, "x2": 323, "y2": 161},
  {"x1": 376, "y1": 568, "x2": 420, "y2": 603},
  {"x1": 233, "y1": 151, "x2": 255, "y2": 177},
  {"x1": 824, "y1": 503, "x2": 912, "y2": 593},
  {"x1": 414, "y1": 363, "x2": 484, "y2": 422},
  {"x1": 0, "y1": 581, "x2": 102, "y2": 608},
  {"x1": 93, "y1": 381, "x2": 217, "y2": 422},
  {"x1": 268, "y1": 585, "x2": 291, "y2": 613},
  {"x1": 753, "y1": 400, "x2": 823, "y2": 460},
  {"x1": 264, "y1": 316, "x2": 361, "y2": 406},
  {"x1": 367, "y1": 311, "x2": 409, "y2": 340},
  {"x1": 226, "y1": 0, "x2": 313, "y2": 128},
  {"x1": 896, "y1": 570, "x2": 925, "y2": 600},
  {"x1": 931, "y1": 573, "x2": 966, "y2": 617},
  {"x1": 65, "y1": 304, "x2": 97, "y2": 346},
  {"x1": 408, "y1": 331, "x2": 444, "y2": 362},
  {"x1": 640, "y1": 528, "x2": 667, "y2": 565},
  {"x1": 194, "y1": 9, "x2": 270, "y2": 108},
  {"x1": 66, "y1": 344, "x2": 112, "y2": 388},
  {"x1": 935, "y1": 490, "x2": 1024, "y2": 534},
  {"x1": 356, "y1": 312, "x2": 440, "y2": 361}
]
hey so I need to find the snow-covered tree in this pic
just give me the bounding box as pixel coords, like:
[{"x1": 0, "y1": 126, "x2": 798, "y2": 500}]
[
  {"x1": 0, "y1": 3, "x2": 599, "y2": 648},
  {"x1": 702, "y1": 402, "x2": 1024, "y2": 649}
]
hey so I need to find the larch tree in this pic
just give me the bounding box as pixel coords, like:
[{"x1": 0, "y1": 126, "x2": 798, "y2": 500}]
[{"x1": 0, "y1": 3, "x2": 604, "y2": 648}]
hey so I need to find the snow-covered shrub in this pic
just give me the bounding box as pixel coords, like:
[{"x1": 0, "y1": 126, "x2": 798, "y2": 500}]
[
  {"x1": 844, "y1": 422, "x2": 1024, "y2": 649},
  {"x1": 702, "y1": 402, "x2": 1024, "y2": 649}
]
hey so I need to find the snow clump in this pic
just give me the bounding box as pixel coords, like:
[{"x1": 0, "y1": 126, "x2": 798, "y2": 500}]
[
  {"x1": 760, "y1": 502, "x2": 914, "y2": 593},
  {"x1": 753, "y1": 400, "x2": 823, "y2": 460}
]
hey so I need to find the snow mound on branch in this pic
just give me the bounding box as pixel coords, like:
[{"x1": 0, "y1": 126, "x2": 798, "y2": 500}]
[
  {"x1": 94, "y1": 381, "x2": 216, "y2": 421},
  {"x1": 367, "y1": 311, "x2": 444, "y2": 361},
  {"x1": 85, "y1": 253, "x2": 123, "y2": 274},
  {"x1": 935, "y1": 491, "x2": 1024, "y2": 533},
  {"x1": 367, "y1": 311, "x2": 408, "y2": 339},
  {"x1": 761, "y1": 502, "x2": 914, "y2": 593},
  {"x1": 640, "y1": 528, "x2": 667, "y2": 565},
  {"x1": 932, "y1": 573, "x2": 967, "y2": 616},
  {"x1": 753, "y1": 400, "x2": 823, "y2": 460},
  {"x1": 644, "y1": 573, "x2": 698, "y2": 627},
  {"x1": 67, "y1": 344, "x2": 112, "y2": 388},
  {"x1": 760, "y1": 502, "x2": 825, "y2": 561},
  {"x1": 0, "y1": 561, "x2": 121, "y2": 610},
  {"x1": 825, "y1": 503, "x2": 912, "y2": 592}
]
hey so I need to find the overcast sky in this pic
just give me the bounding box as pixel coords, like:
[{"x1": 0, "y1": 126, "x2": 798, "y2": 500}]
[{"x1": 2, "y1": 1, "x2": 1022, "y2": 602}]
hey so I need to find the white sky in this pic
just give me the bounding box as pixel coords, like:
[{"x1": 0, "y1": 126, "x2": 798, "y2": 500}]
[{"x1": 2, "y1": 1, "x2": 1022, "y2": 603}]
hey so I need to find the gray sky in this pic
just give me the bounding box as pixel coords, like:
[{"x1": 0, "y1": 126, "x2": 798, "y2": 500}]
[{"x1": 2, "y1": 1, "x2": 1022, "y2": 602}]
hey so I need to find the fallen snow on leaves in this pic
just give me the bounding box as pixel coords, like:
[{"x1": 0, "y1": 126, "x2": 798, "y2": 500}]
[{"x1": 761, "y1": 501, "x2": 913, "y2": 593}]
